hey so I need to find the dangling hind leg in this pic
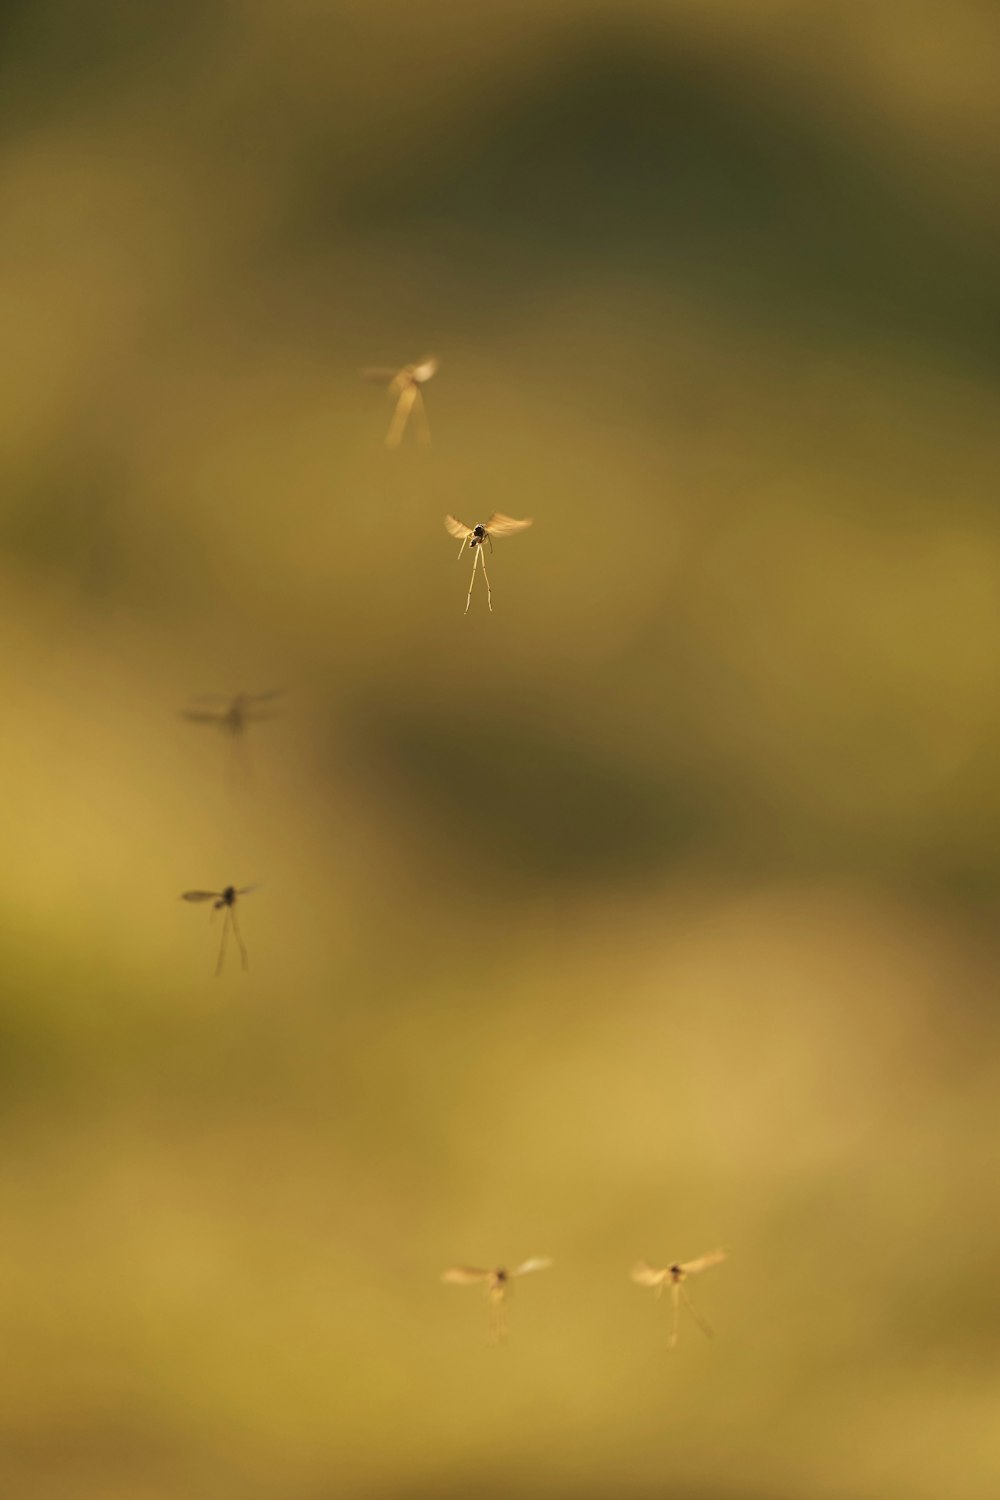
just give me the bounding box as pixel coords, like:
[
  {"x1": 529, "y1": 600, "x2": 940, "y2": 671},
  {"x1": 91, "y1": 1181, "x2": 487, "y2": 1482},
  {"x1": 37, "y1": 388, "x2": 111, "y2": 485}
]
[
  {"x1": 480, "y1": 553, "x2": 493, "y2": 613},
  {"x1": 465, "y1": 547, "x2": 481, "y2": 614},
  {"x1": 215, "y1": 911, "x2": 230, "y2": 977},
  {"x1": 230, "y1": 908, "x2": 249, "y2": 972}
]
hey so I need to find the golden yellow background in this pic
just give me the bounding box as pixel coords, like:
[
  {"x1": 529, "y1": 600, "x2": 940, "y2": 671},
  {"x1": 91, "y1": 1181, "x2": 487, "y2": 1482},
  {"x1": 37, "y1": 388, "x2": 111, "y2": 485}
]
[{"x1": 1, "y1": 2, "x2": 999, "y2": 1497}]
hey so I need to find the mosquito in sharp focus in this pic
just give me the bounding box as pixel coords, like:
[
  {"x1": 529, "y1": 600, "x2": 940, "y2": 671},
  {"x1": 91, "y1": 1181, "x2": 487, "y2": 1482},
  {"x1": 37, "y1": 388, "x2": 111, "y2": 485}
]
[
  {"x1": 631, "y1": 1249, "x2": 727, "y2": 1349},
  {"x1": 441, "y1": 1258, "x2": 552, "y2": 1342},
  {"x1": 181, "y1": 885, "x2": 257, "y2": 976},
  {"x1": 444, "y1": 512, "x2": 533, "y2": 614},
  {"x1": 362, "y1": 356, "x2": 438, "y2": 448}
]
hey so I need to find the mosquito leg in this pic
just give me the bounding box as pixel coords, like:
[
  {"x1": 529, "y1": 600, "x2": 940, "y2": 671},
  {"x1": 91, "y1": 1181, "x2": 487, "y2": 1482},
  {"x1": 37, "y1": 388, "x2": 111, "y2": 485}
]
[
  {"x1": 231, "y1": 907, "x2": 250, "y2": 973},
  {"x1": 413, "y1": 387, "x2": 431, "y2": 445},
  {"x1": 465, "y1": 547, "x2": 480, "y2": 614},
  {"x1": 386, "y1": 384, "x2": 416, "y2": 448},
  {"x1": 457, "y1": 538, "x2": 468, "y2": 561},
  {"x1": 480, "y1": 552, "x2": 493, "y2": 612},
  {"x1": 216, "y1": 911, "x2": 230, "y2": 977},
  {"x1": 680, "y1": 1283, "x2": 714, "y2": 1341},
  {"x1": 669, "y1": 1282, "x2": 680, "y2": 1349},
  {"x1": 488, "y1": 1291, "x2": 506, "y2": 1345}
]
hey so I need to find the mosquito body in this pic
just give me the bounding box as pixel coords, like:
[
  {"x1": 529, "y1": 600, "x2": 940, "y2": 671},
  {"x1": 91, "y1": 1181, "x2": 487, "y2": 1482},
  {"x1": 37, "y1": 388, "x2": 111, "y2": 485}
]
[
  {"x1": 363, "y1": 356, "x2": 438, "y2": 447},
  {"x1": 442, "y1": 1257, "x2": 552, "y2": 1342},
  {"x1": 444, "y1": 512, "x2": 533, "y2": 613},
  {"x1": 180, "y1": 690, "x2": 282, "y2": 738},
  {"x1": 631, "y1": 1249, "x2": 727, "y2": 1349},
  {"x1": 181, "y1": 884, "x2": 256, "y2": 976}
]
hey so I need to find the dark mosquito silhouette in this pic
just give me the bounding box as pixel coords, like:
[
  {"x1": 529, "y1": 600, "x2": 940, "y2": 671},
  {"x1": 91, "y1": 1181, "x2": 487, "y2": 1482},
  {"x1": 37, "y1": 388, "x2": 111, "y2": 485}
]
[
  {"x1": 180, "y1": 691, "x2": 281, "y2": 785},
  {"x1": 631, "y1": 1249, "x2": 727, "y2": 1349},
  {"x1": 181, "y1": 885, "x2": 257, "y2": 976},
  {"x1": 180, "y1": 690, "x2": 282, "y2": 738},
  {"x1": 444, "y1": 512, "x2": 533, "y2": 614},
  {"x1": 362, "y1": 356, "x2": 438, "y2": 447},
  {"x1": 441, "y1": 1258, "x2": 552, "y2": 1342}
]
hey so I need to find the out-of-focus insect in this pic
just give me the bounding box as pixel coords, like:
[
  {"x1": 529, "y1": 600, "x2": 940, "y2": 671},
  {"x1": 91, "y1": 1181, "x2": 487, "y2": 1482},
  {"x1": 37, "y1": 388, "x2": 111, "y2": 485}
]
[
  {"x1": 631, "y1": 1249, "x2": 727, "y2": 1349},
  {"x1": 442, "y1": 1258, "x2": 552, "y2": 1342},
  {"x1": 181, "y1": 885, "x2": 257, "y2": 976},
  {"x1": 444, "y1": 513, "x2": 533, "y2": 614},
  {"x1": 180, "y1": 690, "x2": 282, "y2": 738},
  {"x1": 180, "y1": 691, "x2": 281, "y2": 785},
  {"x1": 362, "y1": 356, "x2": 438, "y2": 447}
]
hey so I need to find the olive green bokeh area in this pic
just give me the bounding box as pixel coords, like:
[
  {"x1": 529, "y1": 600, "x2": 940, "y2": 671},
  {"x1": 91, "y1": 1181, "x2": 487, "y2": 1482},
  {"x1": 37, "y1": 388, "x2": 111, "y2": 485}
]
[{"x1": 1, "y1": 2, "x2": 1000, "y2": 1497}]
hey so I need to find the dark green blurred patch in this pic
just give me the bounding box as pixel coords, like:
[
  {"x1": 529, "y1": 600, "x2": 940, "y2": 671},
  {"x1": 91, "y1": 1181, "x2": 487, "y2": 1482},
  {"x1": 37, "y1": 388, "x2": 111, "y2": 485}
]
[
  {"x1": 322, "y1": 32, "x2": 999, "y2": 367},
  {"x1": 354, "y1": 696, "x2": 713, "y2": 882}
]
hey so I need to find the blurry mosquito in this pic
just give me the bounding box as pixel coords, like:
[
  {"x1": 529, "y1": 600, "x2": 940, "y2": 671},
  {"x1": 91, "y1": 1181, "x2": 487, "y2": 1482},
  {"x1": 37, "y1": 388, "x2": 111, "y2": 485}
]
[
  {"x1": 181, "y1": 885, "x2": 257, "y2": 976},
  {"x1": 180, "y1": 690, "x2": 281, "y2": 785},
  {"x1": 631, "y1": 1249, "x2": 727, "y2": 1349},
  {"x1": 180, "y1": 690, "x2": 282, "y2": 738},
  {"x1": 362, "y1": 356, "x2": 438, "y2": 447},
  {"x1": 444, "y1": 513, "x2": 533, "y2": 614},
  {"x1": 441, "y1": 1258, "x2": 552, "y2": 1342}
]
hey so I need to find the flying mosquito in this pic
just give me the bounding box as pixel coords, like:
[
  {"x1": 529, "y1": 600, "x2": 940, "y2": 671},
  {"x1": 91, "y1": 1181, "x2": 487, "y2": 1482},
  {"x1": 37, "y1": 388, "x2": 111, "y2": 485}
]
[
  {"x1": 631, "y1": 1249, "x2": 727, "y2": 1349},
  {"x1": 180, "y1": 690, "x2": 281, "y2": 784},
  {"x1": 179, "y1": 690, "x2": 282, "y2": 738},
  {"x1": 441, "y1": 1258, "x2": 552, "y2": 1342},
  {"x1": 444, "y1": 513, "x2": 533, "y2": 614},
  {"x1": 362, "y1": 356, "x2": 438, "y2": 447},
  {"x1": 181, "y1": 885, "x2": 257, "y2": 976}
]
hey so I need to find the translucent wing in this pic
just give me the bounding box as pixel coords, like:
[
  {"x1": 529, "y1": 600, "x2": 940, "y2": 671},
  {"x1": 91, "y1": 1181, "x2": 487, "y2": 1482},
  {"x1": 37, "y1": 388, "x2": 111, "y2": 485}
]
[
  {"x1": 680, "y1": 1249, "x2": 727, "y2": 1277},
  {"x1": 411, "y1": 356, "x2": 439, "y2": 383},
  {"x1": 484, "y1": 512, "x2": 533, "y2": 537},
  {"x1": 631, "y1": 1261, "x2": 668, "y2": 1288},
  {"x1": 181, "y1": 891, "x2": 220, "y2": 903},
  {"x1": 236, "y1": 885, "x2": 259, "y2": 896},
  {"x1": 246, "y1": 689, "x2": 283, "y2": 704},
  {"x1": 444, "y1": 515, "x2": 472, "y2": 540},
  {"x1": 180, "y1": 710, "x2": 224, "y2": 724},
  {"x1": 512, "y1": 1257, "x2": 552, "y2": 1277},
  {"x1": 442, "y1": 1267, "x2": 490, "y2": 1284}
]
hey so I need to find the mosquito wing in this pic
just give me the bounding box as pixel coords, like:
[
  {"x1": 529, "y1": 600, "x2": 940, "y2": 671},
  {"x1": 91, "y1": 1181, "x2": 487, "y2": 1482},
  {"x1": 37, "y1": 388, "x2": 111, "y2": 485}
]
[
  {"x1": 484, "y1": 512, "x2": 533, "y2": 537},
  {"x1": 180, "y1": 710, "x2": 224, "y2": 724},
  {"x1": 235, "y1": 884, "x2": 260, "y2": 896},
  {"x1": 181, "y1": 891, "x2": 220, "y2": 903},
  {"x1": 411, "y1": 356, "x2": 439, "y2": 383},
  {"x1": 511, "y1": 1257, "x2": 553, "y2": 1277},
  {"x1": 444, "y1": 515, "x2": 472, "y2": 541},
  {"x1": 631, "y1": 1261, "x2": 668, "y2": 1288},
  {"x1": 246, "y1": 689, "x2": 283, "y2": 704},
  {"x1": 442, "y1": 1267, "x2": 491, "y2": 1285},
  {"x1": 680, "y1": 1249, "x2": 727, "y2": 1277}
]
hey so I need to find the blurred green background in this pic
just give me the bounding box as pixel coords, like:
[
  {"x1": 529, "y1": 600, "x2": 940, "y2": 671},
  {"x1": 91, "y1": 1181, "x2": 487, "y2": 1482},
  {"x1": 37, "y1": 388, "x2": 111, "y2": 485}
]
[{"x1": 1, "y1": 2, "x2": 1000, "y2": 1497}]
